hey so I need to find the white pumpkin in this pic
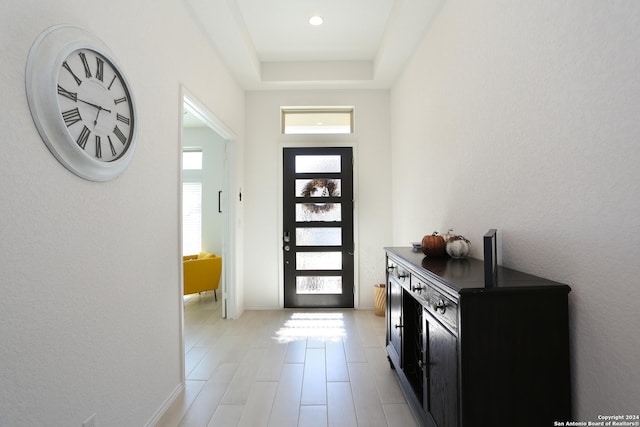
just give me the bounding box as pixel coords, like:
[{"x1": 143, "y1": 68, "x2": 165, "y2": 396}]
[
  {"x1": 440, "y1": 229, "x2": 456, "y2": 243},
  {"x1": 446, "y1": 235, "x2": 471, "y2": 258}
]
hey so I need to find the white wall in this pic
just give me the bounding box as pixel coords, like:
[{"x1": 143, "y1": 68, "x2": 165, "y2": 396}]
[
  {"x1": 0, "y1": 1, "x2": 244, "y2": 425},
  {"x1": 244, "y1": 90, "x2": 391, "y2": 309},
  {"x1": 391, "y1": 0, "x2": 640, "y2": 419}
]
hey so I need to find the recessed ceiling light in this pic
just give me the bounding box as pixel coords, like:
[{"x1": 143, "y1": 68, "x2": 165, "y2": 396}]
[{"x1": 309, "y1": 15, "x2": 324, "y2": 26}]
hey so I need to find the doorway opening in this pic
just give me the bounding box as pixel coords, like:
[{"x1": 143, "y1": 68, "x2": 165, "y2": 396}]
[{"x1": 179, "y1": 90, "x2": 237, "y2": 380}]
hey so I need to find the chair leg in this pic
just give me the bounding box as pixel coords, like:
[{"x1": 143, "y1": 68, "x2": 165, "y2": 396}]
[{"x1": 214, "y1": 289, "x2": 217, "y2": 301}]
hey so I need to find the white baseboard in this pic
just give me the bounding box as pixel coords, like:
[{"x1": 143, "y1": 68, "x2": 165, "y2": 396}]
[{"x1": 144, "y1": 382, "x2": 185, "y2": 427}]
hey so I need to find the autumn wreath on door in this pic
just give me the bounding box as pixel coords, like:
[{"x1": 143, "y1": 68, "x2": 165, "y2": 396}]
[{"x1": 301, "y1": 179, "x2": 340, "y2": 213}]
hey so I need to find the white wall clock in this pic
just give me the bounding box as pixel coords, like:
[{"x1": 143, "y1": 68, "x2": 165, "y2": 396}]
[{"x1": 26, "y1": 25, "x2": 137, "y2": 181}]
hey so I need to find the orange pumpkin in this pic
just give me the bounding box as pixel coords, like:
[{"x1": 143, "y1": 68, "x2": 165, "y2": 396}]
[{"x1": 421, "y1": 232, "x2": 447, "y2": 256}]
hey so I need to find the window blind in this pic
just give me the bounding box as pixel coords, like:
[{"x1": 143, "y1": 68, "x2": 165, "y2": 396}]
[{"x1": 182, "y1": 182, "x2": 202, "y2": 255}]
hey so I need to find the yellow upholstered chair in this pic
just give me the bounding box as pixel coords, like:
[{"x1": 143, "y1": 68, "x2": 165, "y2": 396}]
[{"x1": 183, "y1": 252, "x2": 222, "y2": 300}]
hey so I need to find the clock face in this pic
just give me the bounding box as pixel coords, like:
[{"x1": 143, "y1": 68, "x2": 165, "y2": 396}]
[
  {"x1": 26, "y1": 25, "x2": 138, "y2": 181},
  {"x1": 56, "y1": 48, "x2": 134, "y2": 162}
]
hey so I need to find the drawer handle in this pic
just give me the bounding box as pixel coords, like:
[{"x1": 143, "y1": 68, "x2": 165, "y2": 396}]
[
  {"x1": 398, "y1": 272, "x2": 408, "y2": 280},
  {"x1": 394, "y1": 324, "x2": 403, "y2": 329},
  {"x1": 413, "y1": 284, "x2": 424, "y2": 293},
  {"x1": 387, "y1": 265, "x2": 396, "y2": 271},
  {"x1": 434, "y1": 299, "x2": 447, "y2": 314}
]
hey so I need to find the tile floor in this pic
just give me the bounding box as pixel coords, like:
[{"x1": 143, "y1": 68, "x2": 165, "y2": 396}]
[{"x1": 156, "y1": 292, "x2": 419, "y2": 427}]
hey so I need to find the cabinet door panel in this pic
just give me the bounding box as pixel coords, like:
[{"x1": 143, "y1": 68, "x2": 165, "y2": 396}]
[
  {"x1": 426, "y1": 313, "x2": 458, "y2": 427},
  {"x1": 403, "y1": 291, "x2": 424, "y2": 402},
  {"x1": 388, "y1": 279, "x2": 402, "y2": 360}
]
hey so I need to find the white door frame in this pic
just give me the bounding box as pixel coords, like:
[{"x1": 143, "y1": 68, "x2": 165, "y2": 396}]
[
  {"x1": 178, "y1": 87, "x2": 238, "y2": 378},
  {"x1": 277, "y1": 140, "x2": 360, "y2": 309}
]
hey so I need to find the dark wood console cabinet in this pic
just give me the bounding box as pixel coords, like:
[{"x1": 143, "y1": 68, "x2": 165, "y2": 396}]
[{"x1": 385, "y1": 247, "x2": 571, "y2": 427}]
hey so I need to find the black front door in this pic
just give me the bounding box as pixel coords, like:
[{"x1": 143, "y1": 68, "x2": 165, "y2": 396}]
[{"x1": 283, "y1": 147, "x2": 354, "y2": 308}]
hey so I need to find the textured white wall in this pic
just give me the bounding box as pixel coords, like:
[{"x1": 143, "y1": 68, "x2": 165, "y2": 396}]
[
  {"x1": 0, "y1": 1, "x2": 244, "y2": 425},
  {"x1": 391, "y1": 0, "x2": 640, "y2": 419},
  {"x1": 244, "y1": 90, "x2": 391, "y2": 309}
]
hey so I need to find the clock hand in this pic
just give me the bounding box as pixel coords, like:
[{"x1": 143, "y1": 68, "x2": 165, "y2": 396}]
[
  {"x1": 93, "y1": 108, "x2": 102, "y2": 126},
  {"x1": 77, "y1": 98, "x2": 112, "y2": 113}
]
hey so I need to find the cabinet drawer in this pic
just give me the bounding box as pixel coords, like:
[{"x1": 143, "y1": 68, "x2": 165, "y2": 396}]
[
  {"x1": 388, "y1": 259, "x2": 411, "y2": 283},
  {"x1": 412, "y1": 276, "x2": 458, "y2": 333},
  {"x1": 426, "y1": 290, "x2": 457, "y2": 333}
]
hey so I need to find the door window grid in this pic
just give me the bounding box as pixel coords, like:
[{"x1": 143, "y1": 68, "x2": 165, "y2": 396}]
[{"x1": 293, "y1": 154, "x2": 342, "y2": 293}]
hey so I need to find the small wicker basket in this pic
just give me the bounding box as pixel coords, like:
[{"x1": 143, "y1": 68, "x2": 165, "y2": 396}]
[{"x1": 373, "y1": 284, "x2": 386, "y2": 317}]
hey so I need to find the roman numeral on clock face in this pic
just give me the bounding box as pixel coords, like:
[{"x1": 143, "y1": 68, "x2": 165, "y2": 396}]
[
  {"x1": 62, "y1": 61, "x2": 82, "y2": 86},
  {"x1": 95, "y1": 135, "x2": 102, "y2": 158},
  {"x1": 114, "y1": 96, "x2": 127, "y2": 105},
  {"x1": 108, "y1": 136, "x2": 117, "y2": 156},
  {"x1": 96, "y1": 57, "x2": 104, "y2": 82},
  {"x1": 76, "y1": 125, "x2": 91, "y2": 149},
  {"x1": 57, "y1": 85, "x2": 77, "y2": 102},
  {"x1": 79, "y1": 52, "x2": 92, "y2": 78},
  {"x1": 113, "y1": 125, "x2": 127, "y2": 144},
  {"x1": 62, "y1": 108, "x2": 82, "y2": 127},
  {"x1": 116, "y1": 114, "x2": 130, "y2": 125}
]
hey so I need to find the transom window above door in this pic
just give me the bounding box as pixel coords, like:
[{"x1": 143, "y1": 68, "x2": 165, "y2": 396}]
[{"x1": 281, "y1": 107, "x2": 354, "y2": 134}]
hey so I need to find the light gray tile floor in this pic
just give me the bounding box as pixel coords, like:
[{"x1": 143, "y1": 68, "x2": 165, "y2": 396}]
[{"x1": 157, "y1": 292, "x2": 419, "y2": 427}]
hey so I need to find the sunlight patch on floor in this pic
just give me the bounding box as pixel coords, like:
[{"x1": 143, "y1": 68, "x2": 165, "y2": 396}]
[{"x1": 274, "y1": 312, "x2": 346, "y2": 343}]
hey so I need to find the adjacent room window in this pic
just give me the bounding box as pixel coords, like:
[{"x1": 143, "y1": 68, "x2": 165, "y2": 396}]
[
  {"x1": 183, "y1": 150, "x2": 203, "y2": 170},
  {"x1": 281, "y1": 107, "x2": 354, "y2": 134},
  {"x1": 182, "y1": 150, "x2": 203, "y2": 255}
]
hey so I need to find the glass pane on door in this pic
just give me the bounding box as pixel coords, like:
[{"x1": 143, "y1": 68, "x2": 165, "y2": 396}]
[
  {"x1": 296, "y1": 203, "x2": 342, "y2": 222},
  {"x1": 296, "y1": 227, "x2": 342, "y2": 246},
  {"x1": 296, "y1": 276, "x2": 343, "y2": 294},
  {"x1": 296, "y1": 252, "x2": 342, "y2": 270},
  {"x1": 295, "y1": 155, "x2": 341, "y2": 173},
  {"x1": 295, "y1": 179, "x2": 341, "y2": 197}
]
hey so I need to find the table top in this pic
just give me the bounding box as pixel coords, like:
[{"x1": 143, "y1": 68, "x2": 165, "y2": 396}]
[{"x1": 384, "y1": 247, "x2": 570, "y2": 295}]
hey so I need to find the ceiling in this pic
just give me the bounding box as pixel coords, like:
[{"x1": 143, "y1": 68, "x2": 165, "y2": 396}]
[{"x1": 183, "y1": 0, "x2": 444, "y2": 91}]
